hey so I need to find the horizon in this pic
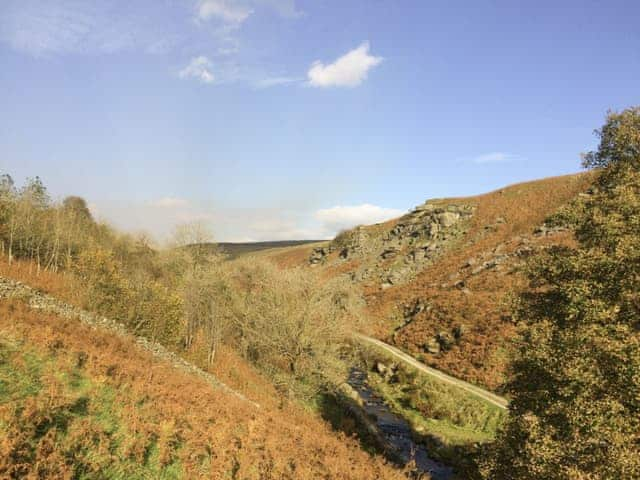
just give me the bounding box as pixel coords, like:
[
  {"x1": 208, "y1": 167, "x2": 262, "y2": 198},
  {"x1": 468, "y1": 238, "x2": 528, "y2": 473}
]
[{"x1": 2, "y1": 0, "x2": 639, "y2": 242}]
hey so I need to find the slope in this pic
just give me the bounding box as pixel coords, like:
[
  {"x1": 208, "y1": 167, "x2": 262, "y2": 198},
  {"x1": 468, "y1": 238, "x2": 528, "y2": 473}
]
[
  {"x1": 0, "y1": 280, "x2": 405, "y2": 479},
  {"x1": 266, "y1": 172, "x2": 597, "y2": 391}
]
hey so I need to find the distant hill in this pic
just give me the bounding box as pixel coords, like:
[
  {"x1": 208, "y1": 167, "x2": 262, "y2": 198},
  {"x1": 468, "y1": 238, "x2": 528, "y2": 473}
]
[{"x1": 217, "y1": 240, "x2": 323, "y2": 258}]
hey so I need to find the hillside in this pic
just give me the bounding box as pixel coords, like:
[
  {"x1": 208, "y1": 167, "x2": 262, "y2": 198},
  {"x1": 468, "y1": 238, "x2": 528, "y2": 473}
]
[
  {"x1": 218, "y1": 240, "x2": 323, "y2": 259},
  {"x1": 0, "y1": 273, "x2": 405, "y2": 479},
  {"x1": 267, "y1": 172, "x2": 597, "y2": 391}
]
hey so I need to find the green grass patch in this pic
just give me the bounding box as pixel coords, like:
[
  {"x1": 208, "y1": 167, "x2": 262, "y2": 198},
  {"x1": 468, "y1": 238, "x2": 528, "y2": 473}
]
[
  {"x1": 0, "y1": 339, "x2": 184, "y2": 479},
  {"x1": 363, "y1": 349, "x2": 506, "y2": 448}
]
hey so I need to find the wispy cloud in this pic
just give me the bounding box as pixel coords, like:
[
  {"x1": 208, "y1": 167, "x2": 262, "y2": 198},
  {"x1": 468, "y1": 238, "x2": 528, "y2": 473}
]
[
  {"x1": 92, "y1": 198, "x2": 405, "y2": 243},
  {"x1": 0, "y1": 0, "x2": 305, "y2": 89},
  {"x1": 195, "y1": 0, "x2": 301, "y2": 25},
  {"x1": 307, "y1": 42, "x2": 383, "y2": 88},
  {"x1": 179, "y1": 56, "x2": 216, "y2": 84},
  {"x1": 472, "y1": 152, "x2": 521, "y2": 164},
  {"x1": 253, "y1": 75, "x2": 301, "y2": 88},
  {"x1": 0, "y1": 0, "x2": 182, "y2": 56},
  {"x1": 196, "y1": 0, "x2": 254, "y2": 25},
  {"x1": 148, "y1": 197, "x2": 190, "y2": 208}
]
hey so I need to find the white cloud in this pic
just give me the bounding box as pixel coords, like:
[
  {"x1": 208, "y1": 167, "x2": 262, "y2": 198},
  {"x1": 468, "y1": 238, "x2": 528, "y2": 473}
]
[
  {"x1": 315, "y1": 204, "x2": 403, "y2": 233},
  {"x1": 148, "y1": 197, "x2": 190, "y2": 208},
  {"x1": 472, "y1": 152, "x2": 521, "y2": 164},
  {"x1": 179, "y1": 56, "x2": 215, "y2": 83},
  {"x1": 307, "y1": 42, "x2": 383, "y2": 88},
  {"x1": 196, "y1": 0, "x2": 254, "y2": 24},
  {"x1": 253, "y1": 75, "x2": 301, "y2": 88}
]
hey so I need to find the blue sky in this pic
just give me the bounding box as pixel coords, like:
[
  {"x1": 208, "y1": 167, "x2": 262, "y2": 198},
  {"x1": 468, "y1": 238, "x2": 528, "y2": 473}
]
[{"x1": 1, "y1": 0, "x2": 639, "y2": 241}]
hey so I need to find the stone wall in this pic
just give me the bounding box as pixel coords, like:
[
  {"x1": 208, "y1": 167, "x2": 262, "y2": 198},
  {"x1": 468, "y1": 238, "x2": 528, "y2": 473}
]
[{"x1": 0, "y1": 276, "x2": 258, "y2": 408}]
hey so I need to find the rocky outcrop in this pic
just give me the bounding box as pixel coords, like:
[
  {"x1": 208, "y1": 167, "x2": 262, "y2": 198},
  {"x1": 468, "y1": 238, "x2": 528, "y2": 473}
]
[
  {"x1": 309, "y1": 201, "x2": 476, "y2": 288},
  {"x1": 0, "y1": 277, "x2": 258, "y2": 407}
]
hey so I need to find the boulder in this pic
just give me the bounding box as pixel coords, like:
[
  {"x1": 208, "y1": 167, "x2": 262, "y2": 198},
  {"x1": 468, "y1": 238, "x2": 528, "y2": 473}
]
[
  {"x1": 309, "y1": 247, "x2": 327, "y2": 265},
  {"x1": 437, "y1": 331, "x2": 455, "y2": 351},
  {"x1": 463, "y1": 257, "x2": 477, "y2": 268},
  {"x1": 375, "y1": 362, "x2": 388, "y2": 375},
  {"x1": 381, "y1": 248, "x2": 398, "y2": 259},
  {"x1": 424, "y1": 338, "x2": 441, "y2": 354},
  {"x1": 437, "y1": 211, "x2": 460, "y2": 228},
  {"x1": 453, "y1": 324, "x2": 466, "y2": 340}
]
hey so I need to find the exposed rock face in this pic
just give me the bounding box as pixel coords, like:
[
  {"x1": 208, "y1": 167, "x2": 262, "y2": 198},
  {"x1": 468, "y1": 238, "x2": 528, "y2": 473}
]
[{"x1": 309, "y1": 201, "x2": 475, "y2": 287}]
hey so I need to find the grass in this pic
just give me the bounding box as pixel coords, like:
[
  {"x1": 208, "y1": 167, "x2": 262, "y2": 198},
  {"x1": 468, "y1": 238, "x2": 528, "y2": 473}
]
[
  {"x1": 0, "y1": 299, "x2": 406, "y2": 480},
  {"x1": 260, "y1": 171, "x2": 597, "y2": 391},
  {"x1": 0, "y1": 337, "x2": 185, "y2": 479},
  {"x1": 362, "y1": 349, "x2": 506, "y2": 449}
]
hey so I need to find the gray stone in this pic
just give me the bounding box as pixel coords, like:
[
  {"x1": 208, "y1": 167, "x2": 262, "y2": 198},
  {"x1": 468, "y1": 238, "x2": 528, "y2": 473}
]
[
  {"x1": 437, "y1": 211, "x2": 460, "y2": 228},
  {"x1": 463, "y1": 257, "x2": 477, "y2": 268},
  {"x1": 381, "y1": 248, "x2": 398, "y2": 259},
  {"x1": 453, "y1": 324, "x2": 466, "y2": 340},
  {"x1": 437, "y1": 331, "x2": 455, "y2": 351},
  {"x1": 424, "y1": 338, "x2": 440, "y2": 354}
]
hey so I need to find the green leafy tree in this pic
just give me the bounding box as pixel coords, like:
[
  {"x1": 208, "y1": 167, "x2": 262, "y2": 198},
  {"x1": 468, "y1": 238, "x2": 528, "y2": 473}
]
[{"x1": 481, "y1": 107, "x2": 640, "y2": 479}]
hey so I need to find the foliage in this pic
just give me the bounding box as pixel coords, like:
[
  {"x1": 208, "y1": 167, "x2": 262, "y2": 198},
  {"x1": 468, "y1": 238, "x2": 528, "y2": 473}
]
[
  {"x1": 363, "y1": 349, "x2": 505, "y2": 447},
  {"x1": 181, "y1": 260, "x2": 235, "y2": 360},
  {"x1": 481, "y1": 107, "x2": 640, "y2": 479},
  {"x1": 0, "y1": 175, "x2": 186, "y2": 348},
  {"x1": 0, "y1": 300, "x2": 406, "y2": 480},
  {"x1": 228, "y1": 259, "x2": 363, "y2": 398}
]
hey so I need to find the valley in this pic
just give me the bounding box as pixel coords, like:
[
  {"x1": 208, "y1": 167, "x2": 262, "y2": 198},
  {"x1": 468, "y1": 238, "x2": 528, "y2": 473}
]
[{"x1": 1, "y1": 107, "x2": 638, "y2": 480}]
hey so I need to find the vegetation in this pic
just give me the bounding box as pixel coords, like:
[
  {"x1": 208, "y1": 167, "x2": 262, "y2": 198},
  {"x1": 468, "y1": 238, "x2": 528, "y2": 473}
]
[
  {"x1": 230, "y1": 260, "x2": 362, "y2": 398},
  {"x1": 2, "y1": 107, "x2": 637, "y2": 479},
  {"x1": 481, "y1": 107, "x2": 640, "y2": 479},
  {"x1": 359, "y1": 346, "x2": 505, "y2": 473},
  {"x1": 366, "y1": 360, "x2": 505, "y2": 446},
  {"x1": 267, "y1": 171, "x2": 596, "y2": 391},
  {"x1": 0, "y1": 175, "x2": 362, "y2": 400},
  {"x1": 0, "y1": 171, "x2": 398, "y2": 476},
  {"x1": 0, "y1": 301, "x2": 405, "y2": 479}
]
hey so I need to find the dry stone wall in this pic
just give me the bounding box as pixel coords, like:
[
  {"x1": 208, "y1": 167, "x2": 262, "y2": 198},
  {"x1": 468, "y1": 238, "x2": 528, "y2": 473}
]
[{"x1": 0, "y1": 276, "x2": 257, "y2": 407}]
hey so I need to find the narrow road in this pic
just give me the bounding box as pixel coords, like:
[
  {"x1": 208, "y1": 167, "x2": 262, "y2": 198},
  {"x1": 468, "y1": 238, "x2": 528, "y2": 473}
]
[{"x1": 355, "y1": 333, "x2": 509, "y2": 410}]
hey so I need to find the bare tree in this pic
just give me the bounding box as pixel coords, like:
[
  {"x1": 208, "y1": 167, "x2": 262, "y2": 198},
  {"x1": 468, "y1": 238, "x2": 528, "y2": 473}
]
[{"x1": 170, "y1": 220, "x2": 217, "y2": 270}]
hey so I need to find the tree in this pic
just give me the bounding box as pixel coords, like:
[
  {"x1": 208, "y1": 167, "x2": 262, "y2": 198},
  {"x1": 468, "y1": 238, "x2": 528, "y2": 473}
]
[
  {"x1": 481, "y1": 107, "x2": 640, "y2": 479},
  {"x1": 0, "y1": 174, "x2": 16, "y2": 259},
  {"x1": 232, "y1": 260, "x2": 362, "y2": 397},
  {"x1": 170, "y1": 221, "x2": 217, "y2": 270},
  {"x1": 181, "y1": 261, "x2": 234, "y2": 361}
]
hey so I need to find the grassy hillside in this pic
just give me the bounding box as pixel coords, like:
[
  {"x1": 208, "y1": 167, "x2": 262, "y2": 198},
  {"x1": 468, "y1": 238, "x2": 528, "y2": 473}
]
[
  {"x1": 218, "y1": 240, "x2": 323, "y2": 259},
  {"x1": 0, "y1": 297, "x2": 404, "y2": 479},
  {"x1": 265, "y1": 172, "x2": 597, "y2": 391}
]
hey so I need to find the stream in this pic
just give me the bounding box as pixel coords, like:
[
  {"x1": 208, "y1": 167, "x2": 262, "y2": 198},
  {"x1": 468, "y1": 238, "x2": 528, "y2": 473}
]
[{"x1": 347, "y1": 368, "x2": 454, "y2": 480}]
